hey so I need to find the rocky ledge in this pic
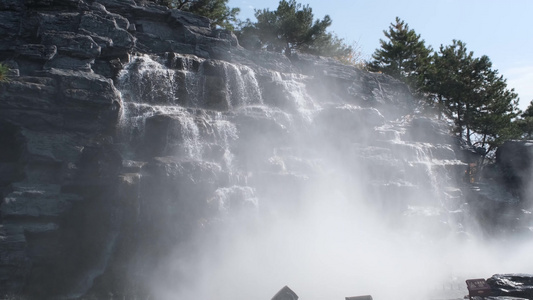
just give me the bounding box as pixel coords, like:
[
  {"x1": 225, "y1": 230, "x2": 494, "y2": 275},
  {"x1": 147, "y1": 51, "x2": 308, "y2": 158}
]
[
  {"x1": 1, "y1": 0, "x2": 531, "y2": 299},
  {"x1": 0, "y1": 0, "x2": 415, "y2": 297}
]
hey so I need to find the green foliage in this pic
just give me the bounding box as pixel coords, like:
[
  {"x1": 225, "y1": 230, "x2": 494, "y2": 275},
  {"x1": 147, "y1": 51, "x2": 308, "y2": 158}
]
[
  {"x1": 157, "y1": 0, "x2": 240, "y2": 30},
  {"x1": 238, "y1": 0, "x2": 350, "y2": 58},
  {"x1": 330, "y1": 40, "x2": 366, "y2": 68},
  {"x1": 522, "y1": 100, "x2": 533, "y2": 118},
  {"x1": 516, "y1": 100, "x2": 533, "y2": 139},
  {"x1": 369, "y1": 17, "x2": 432, "y2": 92},
  {"x1": 0, "y1": 63, "x2": 9, "y2": 81},
  {"x1": 187, "y1": 0, "x2": 240, "y2": 30},
  {"x1": 371, "y1": 17, "x2": 521, "y2": 154},
  {"x1": 300, "y1": 32, "x2": 352, "y2": 58},
  {"x1": 426, "y1": 40, "x2": 520, "y2": 152}
]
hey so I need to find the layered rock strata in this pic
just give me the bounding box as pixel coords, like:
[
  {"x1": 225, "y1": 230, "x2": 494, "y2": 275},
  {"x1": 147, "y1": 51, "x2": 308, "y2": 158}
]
[{"x1": 1, "y1": 0, "x2": 527, "y2": 298}]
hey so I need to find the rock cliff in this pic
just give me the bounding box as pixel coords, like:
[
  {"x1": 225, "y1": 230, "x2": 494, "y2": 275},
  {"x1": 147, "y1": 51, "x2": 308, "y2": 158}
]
[{"x1": 1, "y1": 1, "x2": 531, "y2": 299}]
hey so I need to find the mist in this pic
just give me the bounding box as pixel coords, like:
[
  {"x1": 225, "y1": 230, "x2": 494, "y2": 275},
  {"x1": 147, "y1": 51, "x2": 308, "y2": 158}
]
[
  {"x1": 150, "y1": 153, "x2": 533, "y2": 300},
  {"x1": 117, "y1": 54, "x2": 533, "y2": 300}
]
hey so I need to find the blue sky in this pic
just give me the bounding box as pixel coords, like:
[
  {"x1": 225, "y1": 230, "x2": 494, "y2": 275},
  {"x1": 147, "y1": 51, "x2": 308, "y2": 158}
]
[{"x1": 228, "y1": 0, "x2": 533, "y2": 111}]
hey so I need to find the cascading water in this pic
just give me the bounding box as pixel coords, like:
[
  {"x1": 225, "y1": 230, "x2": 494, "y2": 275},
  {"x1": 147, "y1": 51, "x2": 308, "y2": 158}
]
[
  {"x1": 268, "y1": 71, "x2": 319, "y2": 121},
  {"x1": 223, "y1": 63, "x2": 263, "y2": 107},
  {"x1": 114, "y1": 53, "x2": 533, "y2": 300}
]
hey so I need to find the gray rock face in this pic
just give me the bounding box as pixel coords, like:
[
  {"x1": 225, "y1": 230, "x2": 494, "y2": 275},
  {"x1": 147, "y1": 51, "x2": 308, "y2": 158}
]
[
  {"x1": 496, "y1": 140, "x2": 533, "y2": 197},
  {"x1": 15, "y1": 44, "x2": 58, "y2": 61},
  {"x1": 0, "y1": 0, "x2": 517, "y2": 298},
  {"x1": 79, "y1": 12, "x2": 135, "y2": 56},
  {"x1": 41, "y1": 31, "x2": 101, "y2": 59},
  {"x1": 2, "y1": 183, "x2": 81, "y2": 218},
  {"x1": 0, "y1": 1, "x2": 129, "y2": 293}
]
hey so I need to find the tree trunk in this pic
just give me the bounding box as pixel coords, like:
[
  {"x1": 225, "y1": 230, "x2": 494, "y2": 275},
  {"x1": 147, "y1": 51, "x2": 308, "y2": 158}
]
[
  {"x1": 438, "y1": 95, "x2": 443, "y2": 120},
  {"x1": 177, "y1": 0, "x2": 190, "y2": 10},
  {"x1": 465, "y1": 103, "x2": 471, "y2": 145},
  {"x1": 284, "y1": 43, "x2": 291, "y2": 57},
  {"x1": 456, "y1": 103, "x2": 463, "y2": 140}
]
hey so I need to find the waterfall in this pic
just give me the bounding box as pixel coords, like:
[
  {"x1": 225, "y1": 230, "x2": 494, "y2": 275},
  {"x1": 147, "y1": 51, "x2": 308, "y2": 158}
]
[
  {"x1": 268, "y1": 71, "x2": 319, "y2": 121},
  {"x1": 113, "y1": 54, "x2": 532, "y2": 300},
  {"x1": 209, "y1": 185, "x2": 259, "y2": 214},
  {"x1": 118, "y1": 55, "x2": 179, "y2": 105},
  {"x1": 223, "y1": 63, "x2": 263, "y2": 107}
]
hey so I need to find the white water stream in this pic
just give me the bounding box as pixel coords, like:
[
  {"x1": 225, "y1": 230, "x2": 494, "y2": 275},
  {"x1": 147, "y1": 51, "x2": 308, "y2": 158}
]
[{"x1": 116, "y1": 54, "x2": 533, "y2": 300}]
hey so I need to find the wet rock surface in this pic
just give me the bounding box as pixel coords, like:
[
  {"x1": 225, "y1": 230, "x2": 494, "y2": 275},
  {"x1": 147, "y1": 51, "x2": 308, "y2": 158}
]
[
  {"x1": 0, "y1": 0, "x2": 529, "y2": 298},
  {"x1": 487, "y1": 274, "x2": 533, "y2": 299}
]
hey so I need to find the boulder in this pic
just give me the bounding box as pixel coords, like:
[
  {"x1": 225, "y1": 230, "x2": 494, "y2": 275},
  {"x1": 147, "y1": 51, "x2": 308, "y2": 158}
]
[
  {"x1": 487, "y1": 274, "x2": 533, "y2": 299},
  {"x1": 272, "y1": 286, "x2": 298, "y2": 300}
]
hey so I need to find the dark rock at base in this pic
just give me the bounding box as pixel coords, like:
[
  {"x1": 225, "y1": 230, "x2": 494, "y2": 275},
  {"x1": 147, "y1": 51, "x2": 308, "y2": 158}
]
[
  {"x1": 0, "y1": 223, "x2": 31, "y2": 295},
  {"x1": 0, "y1": 183, "x2": 83, "y2": 296},
  {"x1": 495, "y1": 140, "x2": 533, "y2": 199},
  {"x1": 487, "y1": 274, "x2": 533, "y2": 299},
  {"x1": 2, "y1": 183, "x2": 81, "y2": 218},
  {"x1": 346, "y1": 296, "x2": 373, "y2": 300},
  {"x1": 485, "y1": 297, "x2": 530, "y2": 300},
  {"x1": 272, "y1": 286, "x2": 298, "y2": 300},
  {"x1": 0, "y1": 11, "x2": 23, "y2": 47},
  {"x1": 0, "y1": 0, "x2": 25, "y2": 11}
]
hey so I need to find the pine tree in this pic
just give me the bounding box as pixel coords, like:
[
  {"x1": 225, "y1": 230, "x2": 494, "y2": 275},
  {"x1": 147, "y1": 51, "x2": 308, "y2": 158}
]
[
  {"x1": 299, "y1": 32, "x2": 352, "y2": 58},
  {"x1": 158, "y1": 0, "x2": 240, "y2": 30},
  {"x1": 186, "y1": 0, "x2": 240, "y2": 30},
  {"x1": 469, "y1": 72, "x2": 521, "y2": 154},
  {"x1": 369, "y1": 17, "x2": 432, "y2": 92},
  {"x1": 241, "y1": 0, "x2": 344, "y2": 57},
  {"x1": 516, "y1": 100, "x2": 533, "y2": 139},
  {"x1": 428, "y1": 40, "x2": 520, "y2": 152}
]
